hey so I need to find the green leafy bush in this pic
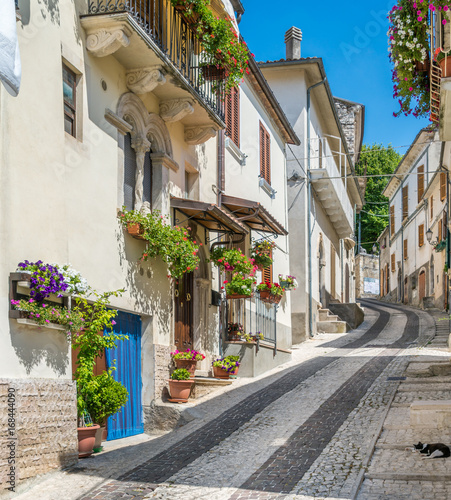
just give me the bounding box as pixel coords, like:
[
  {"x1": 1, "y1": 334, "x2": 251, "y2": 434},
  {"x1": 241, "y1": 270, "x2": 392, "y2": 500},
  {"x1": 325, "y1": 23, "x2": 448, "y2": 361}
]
[{"x1": 171, "y1": 368, "x2": 191, "y2": 380}]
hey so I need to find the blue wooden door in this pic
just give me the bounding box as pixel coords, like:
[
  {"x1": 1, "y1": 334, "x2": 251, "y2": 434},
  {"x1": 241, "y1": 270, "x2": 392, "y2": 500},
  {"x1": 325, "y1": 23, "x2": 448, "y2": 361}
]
[{"x1": 105, "y1": 311, "x2": 143, "y2": 440}]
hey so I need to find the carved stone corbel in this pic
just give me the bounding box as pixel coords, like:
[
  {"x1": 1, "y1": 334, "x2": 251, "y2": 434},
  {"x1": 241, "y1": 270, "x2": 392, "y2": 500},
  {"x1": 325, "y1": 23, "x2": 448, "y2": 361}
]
[
  {"x1": 184, "y1": 125, "x2": 217, "y2": 145},
  {"x1": 86, "y1": 28, "x2": 130, "y2": 57},
  {"x1": 160, "y1": 99, "x2": 195, "y2": 123},
  {"x1": 126, "y1": 67, "x2": 166, "y2": 94}
]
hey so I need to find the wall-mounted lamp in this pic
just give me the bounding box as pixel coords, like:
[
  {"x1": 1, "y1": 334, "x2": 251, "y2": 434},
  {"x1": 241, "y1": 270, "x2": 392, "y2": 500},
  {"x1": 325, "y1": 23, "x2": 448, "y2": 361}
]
[{"x1": 426, "y1": 228, "x2": 438, "y2": 246}]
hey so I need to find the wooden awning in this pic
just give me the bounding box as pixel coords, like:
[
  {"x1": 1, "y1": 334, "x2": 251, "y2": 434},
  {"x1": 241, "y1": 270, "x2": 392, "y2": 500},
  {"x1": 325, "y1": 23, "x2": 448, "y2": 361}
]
[
  {"x1": 171, "y1": 197, "x2": 248, "y2": 234},
  {"x1": 221, "y1": 195, "x2": 288, "y2": 236}
]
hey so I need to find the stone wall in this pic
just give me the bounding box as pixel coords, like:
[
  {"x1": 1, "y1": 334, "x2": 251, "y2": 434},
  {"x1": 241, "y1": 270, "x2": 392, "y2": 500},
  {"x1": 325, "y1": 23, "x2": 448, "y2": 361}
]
[
  {"x1": 334, "y1": 98, "x2": 364, "y2": 166},
  {"x1": 355, "y1": 253, "x2": 380, "y2": 298},
  {"x1": 0, "y1": 379, "x2": 78, "y2": 493},
  {"x1": 153, "y1": 344, "x2": 172, "y2": 402}
]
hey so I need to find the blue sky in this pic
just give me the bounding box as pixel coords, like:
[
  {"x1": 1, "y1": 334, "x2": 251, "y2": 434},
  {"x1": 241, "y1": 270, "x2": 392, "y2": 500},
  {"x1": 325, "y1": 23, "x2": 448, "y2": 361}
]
[{"x1": 239, "y1": 0, "x2": 429, "y2": 154}]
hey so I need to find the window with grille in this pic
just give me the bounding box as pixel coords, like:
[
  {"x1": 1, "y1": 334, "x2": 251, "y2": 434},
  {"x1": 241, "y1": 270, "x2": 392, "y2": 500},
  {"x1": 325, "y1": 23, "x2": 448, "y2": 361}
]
[
  {"x1": 123, "y1": 133, "x2": 152, "y2": 211},
  {"x1": 402, "y1": 186, "x2": 408, "y2": 220},
  {"x1": 259, "y1": 122, "x2": 271, "y2": 185},
  {"x1": 63, "y1": 64, "x2": 76, "y2": 137},
  {"x1": 440, "y1": 172, "x2": 447, "y2": 201},
  {"x1": 417, "y1": 165, "x2": 424, "y2": 202},
  {"x1": 225, "y1": 87, "x2": 240, "y2": 148},
  {"x1": 418, "y1": 224, "x2": 424, "y2": 247},
  {"x1": 390, "y1": 205, "x2": 395, "y2": 235}
]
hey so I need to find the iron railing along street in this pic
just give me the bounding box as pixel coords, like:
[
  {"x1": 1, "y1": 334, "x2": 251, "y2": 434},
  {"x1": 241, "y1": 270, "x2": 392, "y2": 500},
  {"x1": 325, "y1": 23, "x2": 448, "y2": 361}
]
[{"x1": 86, "y1": 0, "x2": 225, "y2": 121}]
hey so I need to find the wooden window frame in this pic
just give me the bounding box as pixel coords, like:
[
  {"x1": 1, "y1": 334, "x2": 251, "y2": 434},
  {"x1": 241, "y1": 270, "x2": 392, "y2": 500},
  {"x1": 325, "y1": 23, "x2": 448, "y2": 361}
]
[
  {"x1": 225, "y1": 87, "x2": 240, "y2": 148},
  {"x1": 417, "y1": 165, "x2": 424, "y2": 203},
  {"x1": 259, "y1": 122, "x2": 271, "y2": 185},
  {"x1": 63, "y1": 64, "x2": 77, "y2": 137},
  {"x1": 418, "y1": 224, "x2": 424, "y2": 247}
]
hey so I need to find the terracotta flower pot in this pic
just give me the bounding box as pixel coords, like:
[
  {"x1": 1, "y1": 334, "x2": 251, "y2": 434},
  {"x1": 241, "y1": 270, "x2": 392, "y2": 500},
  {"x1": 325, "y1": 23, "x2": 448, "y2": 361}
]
[
  {"x1": 213, "y1": 366, "x2": 230, "y2": 379},
  {"x1": 126, "y1": 223, "x2": 145, "y2": 240},
  {"x1": 226, "y1": 293, "x2": 252, "y2": 300},
  {"x1": 227, "y1": 331, "x2": 241, "y2": 341},
  {"x1": 93, "y1": 425, "x2": 106, "y2": 453},
  {"x1": 77, "y1": 425, "x2": 100, "y2": 458},
  {"x1": 259, "y1": 290, "x2": 271, "y2": 302},
  {"x1": 174, "y1": 359, "x2": 197, "y2": 378},
  {"x1": 439, "y1": 56, "x2": 451, "y2": 78},
  {"x1": 230, "y1": 365, "x2": 239, "y2": 377},
  {"x1": 168, "y1": 379, "x2": 194, "y2": 402}
]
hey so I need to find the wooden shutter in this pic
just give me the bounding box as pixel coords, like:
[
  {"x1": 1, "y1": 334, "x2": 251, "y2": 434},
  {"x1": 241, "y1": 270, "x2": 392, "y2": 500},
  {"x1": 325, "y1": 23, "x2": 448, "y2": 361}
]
[
  {"x1": 259, "y1": 122, "x2": 271, "y2": 185},
  {"x1": 262, "y1": 250, "x2": 273, "y2": 283},
  {"x1": 430, "y1": 195, "x2": 434, "y2": 219},
  {"x1": 391, "y1": 253, "x2": 395, "y2": 272},
  {"x1": 225, "y1": 87, "x2": 240, "y2": 148},
  {"x1": 444, "y1": 212, "x2": 448, "y2": 241},
  {"x1": 390, "y1": 205, "x2": 395, "y2": 235},
  {"x1": 439, "y1": 220, "x2": 443, "y2": 242},
  {"x1": 402, "y1": 186, "x2": 408, "y2": 220},
  {"x1": 440, "y1": 172, "x2": 447, "y2": 201},
  {"x1": 418, "y1": 165, "x2": 424, "y2": 202},
  {"x1": 418, "y1": 224, "x2": 424, "y2": 247},
  {"x1": 403, "y1": 239, "x2": 408, "y2": 260}
]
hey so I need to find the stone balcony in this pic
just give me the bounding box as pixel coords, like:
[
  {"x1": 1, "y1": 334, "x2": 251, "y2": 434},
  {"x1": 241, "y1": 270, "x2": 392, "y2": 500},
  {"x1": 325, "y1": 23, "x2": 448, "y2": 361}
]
[{"x1": 81, "y1": 0, "x2": 226, "y2": 135}]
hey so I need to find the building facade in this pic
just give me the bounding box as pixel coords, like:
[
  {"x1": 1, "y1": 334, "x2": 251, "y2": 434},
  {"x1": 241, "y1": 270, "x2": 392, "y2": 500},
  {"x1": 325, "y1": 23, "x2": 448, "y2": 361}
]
[
  {"x1": 259, "y1": 28, "x2": 365, "y2": 342},
  {"x1": 0, "y1": 0, "x2": 302, "y2": 487},
  {"x1": 379, "y1": 128, "x2": 448, "y2": 310}
]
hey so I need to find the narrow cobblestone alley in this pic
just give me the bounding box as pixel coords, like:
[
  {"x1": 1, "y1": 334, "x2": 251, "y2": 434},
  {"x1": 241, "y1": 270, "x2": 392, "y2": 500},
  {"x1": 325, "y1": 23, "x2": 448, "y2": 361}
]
[{"x1": 10, "y1": 300, "x2": 450, "y2": 500}]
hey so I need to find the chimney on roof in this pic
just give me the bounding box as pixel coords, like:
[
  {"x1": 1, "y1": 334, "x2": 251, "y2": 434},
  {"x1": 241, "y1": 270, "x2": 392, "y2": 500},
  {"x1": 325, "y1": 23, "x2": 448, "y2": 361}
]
[{"x1": 285, "y1": 26, "x2": 302, "y2": 60}]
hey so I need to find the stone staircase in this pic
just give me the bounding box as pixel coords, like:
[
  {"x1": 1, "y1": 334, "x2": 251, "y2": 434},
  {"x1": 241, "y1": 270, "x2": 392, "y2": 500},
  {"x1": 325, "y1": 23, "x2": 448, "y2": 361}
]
[
  {"x1": 427, "y1": 310, "x2": 451, "y2": 351},
  {"x1": 317, "y1": 308, "x2": 348, "y2": 334}
]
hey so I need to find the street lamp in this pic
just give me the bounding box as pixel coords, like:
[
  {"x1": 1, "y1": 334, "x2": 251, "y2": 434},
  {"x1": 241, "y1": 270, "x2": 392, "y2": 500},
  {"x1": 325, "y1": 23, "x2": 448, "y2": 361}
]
[{"x1": 426, "y1": 228, "x2": 438, "y2": 246}]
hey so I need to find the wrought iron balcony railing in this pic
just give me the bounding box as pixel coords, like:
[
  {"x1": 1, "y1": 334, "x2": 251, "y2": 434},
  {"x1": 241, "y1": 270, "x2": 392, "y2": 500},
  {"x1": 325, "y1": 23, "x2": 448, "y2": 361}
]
[{"x1": 86, "y1": 0, "x2": 225, "y2": 121}]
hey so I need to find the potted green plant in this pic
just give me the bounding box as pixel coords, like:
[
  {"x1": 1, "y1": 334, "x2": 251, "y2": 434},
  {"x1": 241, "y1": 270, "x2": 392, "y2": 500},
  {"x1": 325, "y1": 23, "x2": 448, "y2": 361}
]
[
  {"x1": 212, "y1": 355, "x2": 240, "y2": 379},
  {"x1": 256, "y1": 281, "x2": 285, "y2": 304},
  {"x1": 84, "y1": 368, "x2": 129, "y2": 452},
  {"x1": 171, "y1": 349, "x2": 206, "y2": 378},
  {"x1": 210, "y1": 247, "x2": 255, "y2": 274},
  {"x1": 223, "y1": 273, "x2": 256, "y2": 299},
  {"x1": 76, "y1": 411, "x2": 99, "y2": 458},
  {"x1": 71, "y1": 289, "x2": 128, "y2": 457},
  {"x1": 227, "y1": 322, "x2": 243, "y2": 341},
  {"x1": 278, "y1": 274, "x2": 298, "y2": 291},
  {"x1": 168, "y1": 368, "x2": 195, "y2": 402},
  {"x1": 118, "y1": 208, "x2": 200, "y2": 280}
]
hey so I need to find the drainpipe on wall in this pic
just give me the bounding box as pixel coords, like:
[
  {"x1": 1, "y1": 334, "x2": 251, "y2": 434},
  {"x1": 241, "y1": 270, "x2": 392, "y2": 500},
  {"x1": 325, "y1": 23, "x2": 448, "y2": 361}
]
[
  {"x1": 307, "y1": 77, "x2": 327, "y2": 338},
  {"x1": 217, "y1": 129, "x2": 225, "y2": 206}
]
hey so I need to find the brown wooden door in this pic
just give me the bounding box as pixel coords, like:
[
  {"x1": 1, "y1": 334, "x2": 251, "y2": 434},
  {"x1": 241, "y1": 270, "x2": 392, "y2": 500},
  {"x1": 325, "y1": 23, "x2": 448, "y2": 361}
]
[
  {"x1": 174, "y1": 272, "x2": 194, "y2": 350},
  {"x1": 419, "y1": 271, "x2": 426, "y2": 305}
]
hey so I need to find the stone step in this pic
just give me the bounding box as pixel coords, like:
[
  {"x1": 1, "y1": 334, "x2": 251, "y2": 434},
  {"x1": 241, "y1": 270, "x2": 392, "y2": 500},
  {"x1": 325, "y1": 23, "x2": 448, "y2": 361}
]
[
  {"x1": 317, "y1": 320, "x2": 348, "y2": 334},
  {"x1": 318, "y1": 309, "x2": 339, "y2": 321}
]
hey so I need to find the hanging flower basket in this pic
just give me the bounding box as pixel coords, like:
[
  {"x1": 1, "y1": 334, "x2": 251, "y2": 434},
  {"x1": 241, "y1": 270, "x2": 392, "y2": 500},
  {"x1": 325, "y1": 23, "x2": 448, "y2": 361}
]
[
  {"x1": 126, "y1": 223, "x2": 146, "y2": 240},
  {"x1": 173, "y1": 3, "x2": 200, "y2": 24},
  {"x1": 201, "y1": 64, "x2": 227, "y2": 81},
  {"x1": 414, "y1": 58, "x2": 430, "y2": 73},
  {"x1": 259, "y1": 290, "x2": 282, "y2": 304}
]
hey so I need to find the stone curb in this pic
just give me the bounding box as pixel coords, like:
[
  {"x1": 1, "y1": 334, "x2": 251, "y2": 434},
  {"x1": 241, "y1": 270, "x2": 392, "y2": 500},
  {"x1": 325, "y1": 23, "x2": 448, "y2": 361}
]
[
  {"x1": 350, "y1": 379, "x2": 401, "y2": 500},
  {"x1": 365, "y1": 473, "x2": 451, "y2": 481}
]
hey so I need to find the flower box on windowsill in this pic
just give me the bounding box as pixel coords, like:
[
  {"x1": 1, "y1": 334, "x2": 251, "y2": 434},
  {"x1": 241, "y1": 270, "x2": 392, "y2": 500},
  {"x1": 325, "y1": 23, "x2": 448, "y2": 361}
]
[
  {"x1": 10, "y1": 310, "x2": 67, "y2": 332},
  {"x1": 16, "y1": 280, "x2": 70, "y2": 302},
  {"x1": 226, "y1": 293, "x2": 253, "y2": 300}
]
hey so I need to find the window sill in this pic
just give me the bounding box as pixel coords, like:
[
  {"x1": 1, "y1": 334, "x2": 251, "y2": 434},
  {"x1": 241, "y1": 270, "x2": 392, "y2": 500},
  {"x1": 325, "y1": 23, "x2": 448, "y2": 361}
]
[
  {"x1": 225, "y1": 137, "x2": 247, "y2": 166},
  {"x1": 259, "y1": 177, "x2": 277, "y2": 199}
]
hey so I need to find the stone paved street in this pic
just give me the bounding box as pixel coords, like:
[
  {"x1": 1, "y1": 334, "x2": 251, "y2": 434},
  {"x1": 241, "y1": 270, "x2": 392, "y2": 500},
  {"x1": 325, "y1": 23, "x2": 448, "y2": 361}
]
[{"x1": 9, "y1": 300, "x2": 451, "y2": 500}]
